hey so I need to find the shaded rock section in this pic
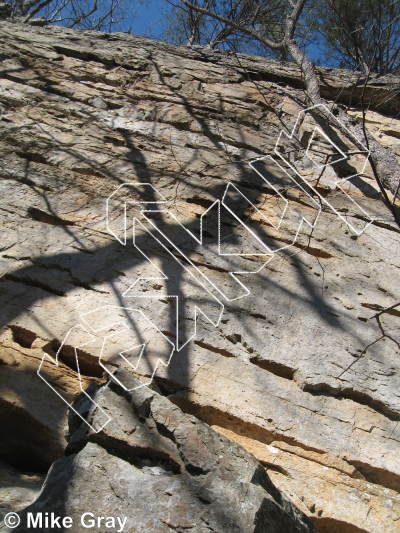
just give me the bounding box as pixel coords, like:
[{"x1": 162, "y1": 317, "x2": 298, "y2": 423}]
[
  {"x1": 13, "y1": 371, "x2": 316, "y2": 533},
  {"x1": 0, "y1": 461, "x2": 43, "y2": 525},
  {"x1": 0, "y1": 20, "x2": 399, "y2": 533}
]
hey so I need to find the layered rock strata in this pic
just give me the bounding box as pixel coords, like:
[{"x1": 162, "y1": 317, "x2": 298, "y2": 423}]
[
  {"x1": 0, "y1": 21, "x2": 399, "y2": 532},
  {"x1": 11, "y1": 372, "x2": 316, "y2": 532}
]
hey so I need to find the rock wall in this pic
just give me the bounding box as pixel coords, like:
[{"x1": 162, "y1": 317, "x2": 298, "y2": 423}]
[
  {"x1": 0, "y1": 21, "x2": 399, "y2": 532},
  {"x1": 14, "y1": 371, "x2": 317, "y2": 533}
]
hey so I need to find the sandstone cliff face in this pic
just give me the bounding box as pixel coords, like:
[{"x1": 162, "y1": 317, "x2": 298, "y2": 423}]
[
  {"x1": 0, "y1": 22, "x2": 399, "y2": 533},
  {"x1": 13, "y1": 371, "x2": 316, "y2": 533}
]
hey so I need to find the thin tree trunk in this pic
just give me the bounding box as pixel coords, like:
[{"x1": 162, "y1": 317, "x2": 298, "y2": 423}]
[
  {"x1": 286, "y1": 39, "x2": 400, "y2": 196},
  {"x1": 182, "y1": 0, "x2": 400, "y2": 197}
]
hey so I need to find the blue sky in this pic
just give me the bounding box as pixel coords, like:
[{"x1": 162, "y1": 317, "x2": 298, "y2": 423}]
[
  {"x1": 47, "y1": 0, "x2": 333, "y2": 65},
  {"x1": 112, "y1": 0, "x2": 170, "y2": 39},
  {"x1": 111, "y1": 0, "x2": 330, "y2": 64}
]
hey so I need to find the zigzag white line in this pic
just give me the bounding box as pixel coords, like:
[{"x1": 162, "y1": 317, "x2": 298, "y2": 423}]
[{"x1": 38, "y1": 103, "x2": 375, "y2": 431}]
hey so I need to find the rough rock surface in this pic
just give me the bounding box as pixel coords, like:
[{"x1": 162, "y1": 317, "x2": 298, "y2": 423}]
[
  {"x1": 0, "y1": 461, "x2": 43, "y2": 524},
  {"x1": 0, "y1": 21, "x2": 399, "y2": 533},
  {"x1": 11, "y1": 371, "x2": 316, "y2": 532}
]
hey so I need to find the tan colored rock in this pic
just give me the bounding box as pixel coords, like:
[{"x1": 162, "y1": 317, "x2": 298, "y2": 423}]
[
  {"x1": 0, "y1": 327, "x2": 103, "y2": 470},
  {"x1": 213, "y1": 426, "x2": 400, "y2": 532},
  {"x1": 0, "y1": 21, "x2": 399, "y2": 533},
  {"x1": 13, "y1": 372, "x2": 317, "y2": 533}
]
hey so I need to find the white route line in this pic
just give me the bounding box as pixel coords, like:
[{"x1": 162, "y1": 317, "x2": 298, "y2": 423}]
[{"x1": 38, "y1": 103, "x2": 375, "y2": 431}]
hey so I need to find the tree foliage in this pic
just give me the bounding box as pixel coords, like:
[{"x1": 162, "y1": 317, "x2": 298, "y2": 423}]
[
  {"x1": 163, "y1": 0, "x2": 299, "y2": 58},
  {"x1": 170, "y1": 0, "x2": 400, "y2": 202},
  {"x1": 163, "y1": 0, "x2": 400, "y2": 74},
  {"x1": 0, "y1": 0, "x2": 399, "y2": 199},
  {"x1": 2, "y1": 0, "x2": 124, "y2": 29},
  {"x1": 310, "y1": 0, "x2": 400, "y2": 74}
]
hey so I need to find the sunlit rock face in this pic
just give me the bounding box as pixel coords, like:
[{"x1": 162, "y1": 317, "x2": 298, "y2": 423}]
[
  {"x1": 13, "y1": 371, "x2": 317, "y2": 533},
  {"x1": 0, "y1": 21, "x2": 399, "y2": 533}
]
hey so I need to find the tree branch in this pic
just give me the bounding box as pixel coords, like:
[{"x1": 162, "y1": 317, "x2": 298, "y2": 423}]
[
  {"x1": 181, "y1": 0, "x2": 284, "y2": 49},
  {"x1": 284, "y1": 0, "x2": 306, "y2": 39}
]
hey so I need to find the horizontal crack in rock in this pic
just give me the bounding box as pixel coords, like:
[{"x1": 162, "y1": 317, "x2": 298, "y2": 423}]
[
  {"x1": 1, "y1": 273, "x2": 66, "y2": 296},
  {"x1": 250, "y1": 356, "x2": 296, "y2": 380},
  {"x1": 194, "y1": 340, "x2": 236, "y2": 358},
  {"x1": 303, "y1": 382, "x2": 400, "y2": 422},
  {"x1": 27, "y1": 207, "x2": 76, "y2": 227}
]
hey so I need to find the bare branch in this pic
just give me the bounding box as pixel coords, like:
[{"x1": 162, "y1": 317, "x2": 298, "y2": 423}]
[
  {"x1": 24, "y1": 0, "x2": 53, "y2": 20},
  {"x1": 284, "y1": 0, "x2": 306, "y2": 39},
  {"x1": 181, "y1": 0, "x2": 284, "y2": 49},
  {"x1": 67, "y1": 0, "x2": 98, "y2": 27}
]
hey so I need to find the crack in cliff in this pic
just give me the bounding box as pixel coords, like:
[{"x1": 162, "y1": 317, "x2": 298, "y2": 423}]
[
  {"x1": 253, "y1": 226, "x2": 334, "y2": 259},
  {"x1": 28, "y1": 259, "x2": 108, "y2": 293},
  {"x1": 194, "y1": 340, "x2": 236, "y2": 358},
  {"x1": 346, "y1": 459, "x2": 400, "y2": 493},
  {"x1": 42, "y1": 339, "x2": 104, "y2": 378},
  {"x1": 250, "y1": 356, "x2": 296, "y2": 380},
  {"x1": 361, "y1": 302, "x2": 400, "y2": 317},
  {"x1": 1, "y1": 272, "x2": 66, "y2": 296},
  {"x1": 27, "y1": 207, "x2": 76, "y2": 227},
  {"x1": 171, "y1": 395, "x2": 400, "y2": 494},
  {"x1": 8, "y1": 325, "x2": 37, "y2": 348},
  {"x1": 168, "y1": 395, "x2": 324, "y2": 455},
  {"x1": 302, "y1": 382, "x2": 400, "y2": 422},
  {"x1": 51, "y1": 44, "x2": 123, "y2": 67},
  {"x1": 88, "y1": 433, "x2": 181, "y2": 475}
]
